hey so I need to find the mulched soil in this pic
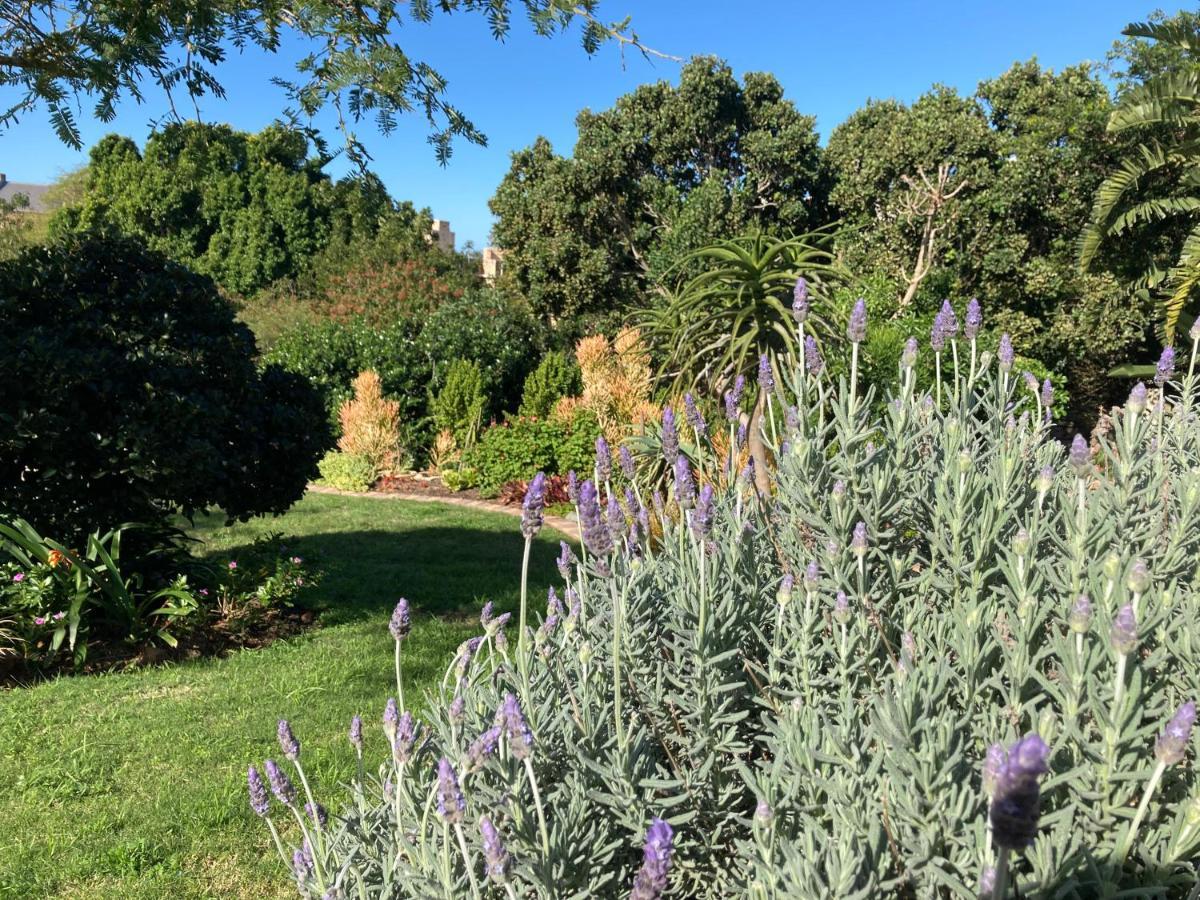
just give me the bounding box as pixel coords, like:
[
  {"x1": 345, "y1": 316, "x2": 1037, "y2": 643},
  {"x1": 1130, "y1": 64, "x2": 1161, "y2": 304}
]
[
  {"x1": 375, "y1": 472, "x2": 486, "y2": 502},
  {"x1": 0, "y1": 605, "x2": 317, "y2": 688}
]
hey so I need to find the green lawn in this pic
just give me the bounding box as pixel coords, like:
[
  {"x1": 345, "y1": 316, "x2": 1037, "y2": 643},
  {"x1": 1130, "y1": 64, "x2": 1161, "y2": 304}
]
[{"x1": 0, "y1": 493, "x2": 566, "y2": 899}]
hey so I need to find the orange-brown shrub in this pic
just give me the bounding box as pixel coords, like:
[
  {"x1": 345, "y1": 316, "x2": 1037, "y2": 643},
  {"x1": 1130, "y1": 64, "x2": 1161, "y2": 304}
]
[
  {"x1": 337, "y1": 370, "x2": 401, "y2": 476},
  {"x1": 319, "y1": 258, "x2": 463, "y2": 325},
  {"x1": 557, "y1": 327, "x2": 655, "y2": 440}
]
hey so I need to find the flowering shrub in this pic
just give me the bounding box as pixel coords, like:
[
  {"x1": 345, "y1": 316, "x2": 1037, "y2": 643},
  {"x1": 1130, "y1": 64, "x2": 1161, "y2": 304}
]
[
  {"x1": 337, "y1": 371, "x2": 401, "y2": 479},
  {"x1": 251, "y1": 304, "x2": 1200, "y2": 897}
]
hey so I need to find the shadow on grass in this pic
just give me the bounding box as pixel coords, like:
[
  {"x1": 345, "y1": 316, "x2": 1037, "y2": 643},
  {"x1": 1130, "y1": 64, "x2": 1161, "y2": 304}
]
[{"x1": 197, "y1": 526, "x2": 565, "y2": 627}]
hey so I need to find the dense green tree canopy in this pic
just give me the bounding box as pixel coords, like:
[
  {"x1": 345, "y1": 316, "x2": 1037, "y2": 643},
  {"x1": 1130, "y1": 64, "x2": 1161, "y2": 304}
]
[
  {"x1": 489, "y1": 56, "x2": 825, "y2": 325},
  {"x1": 50, "y1": 123, "x2": 407, "y2": 295},
  {"x1": 0, "y1": 0, "x2": 654, "y2": 164}
]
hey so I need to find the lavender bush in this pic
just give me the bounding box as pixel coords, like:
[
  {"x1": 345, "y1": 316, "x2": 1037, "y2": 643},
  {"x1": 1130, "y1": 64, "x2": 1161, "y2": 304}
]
[{"x1": 252, "y1": 303, "x2": 1200, "y2": 898}]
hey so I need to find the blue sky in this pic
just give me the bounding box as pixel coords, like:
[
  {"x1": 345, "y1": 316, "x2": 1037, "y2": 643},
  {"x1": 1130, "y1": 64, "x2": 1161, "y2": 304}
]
[{"x1": 1, "y1": 1, "x2": 1164, "y2": 248}]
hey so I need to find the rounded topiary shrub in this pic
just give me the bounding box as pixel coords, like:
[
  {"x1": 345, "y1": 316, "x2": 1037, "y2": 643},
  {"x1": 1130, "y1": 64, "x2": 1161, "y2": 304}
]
[
  {"x1": 0, "y1": 235, "x2": 329, "y2": 544},
  {"x1": 251, "y1": 305, "x2": 1200, "y2": 898}
]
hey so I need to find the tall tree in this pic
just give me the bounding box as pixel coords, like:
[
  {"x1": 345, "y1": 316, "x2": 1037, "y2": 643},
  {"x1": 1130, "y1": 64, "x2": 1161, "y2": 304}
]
[
  {"x1": 0, "y1": 1, "x2": 657, "y2": 163},
  {"x1": 1081, "y1": 12, "x2": 1200, "y2": 343},
  {"x1": 50, "y1": 122, "x2": 403, "y2": 295},
  {"x1": 489, "y1": 56, "x2": 826, "y2": 325}
]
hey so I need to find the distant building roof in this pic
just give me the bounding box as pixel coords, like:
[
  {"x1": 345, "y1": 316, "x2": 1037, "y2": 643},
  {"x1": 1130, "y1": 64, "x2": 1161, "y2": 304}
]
[{"x1": 0, "y1": 174, "x2": 50, "y2": 212}]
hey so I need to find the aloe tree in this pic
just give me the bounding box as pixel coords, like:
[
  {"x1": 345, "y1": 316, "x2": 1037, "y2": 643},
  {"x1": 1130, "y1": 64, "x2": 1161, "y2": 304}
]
[
  {"x1": 641, "y1": 231, "x2": 844, "y2": 491},
  {"x1": 1079, "y1": 18, "x2": 1200, "y2": 344}
]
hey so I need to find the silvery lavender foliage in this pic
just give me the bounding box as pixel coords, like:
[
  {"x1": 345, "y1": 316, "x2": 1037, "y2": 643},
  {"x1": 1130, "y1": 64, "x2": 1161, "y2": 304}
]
[{"x1": 260, "y1": 311, "x2": 1200, "y2": 899}]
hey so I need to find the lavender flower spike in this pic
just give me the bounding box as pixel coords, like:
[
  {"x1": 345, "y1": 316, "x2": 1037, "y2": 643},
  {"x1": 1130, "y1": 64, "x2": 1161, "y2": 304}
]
[
  {"x1": 1155, "y1": 701, "x2": 1197, "y2": 766},
  {"x1": 998, "y1": 334, "x2": 1014, "y2": 372},
  {"x1": 264, "y1": 758, "x2": 297, "y2": 807},
  {"x1": 1068, "y1": 434, "x2": 1090, "y2": 475},
  {"x1": 277, "y1": 719, "x2": 301, "y2": 760},
  {"x1": 982, "y1": 743, "x2": 1006, "y2": 797},
  {"x1": 556, "y1": 541, "x2": 575, "y2": 580},
  {"x1": 1068, "y1": 595, "x2": 1092, "y2": 634},
  {"x1": 901, "y1": 337, "x2": 918, "y2": 369},
  {"x1": 1128, "y1": 381, "x2": 1148, "y2": 414},
  {"x1": 1040, "y1": 378, "x2": 1054, "y2": 415},
  {"x1": 389, "y1": 598, "x2": 411, "y2": 641},
  {"x1": 792, "y1": 276, "x2": 809, "y2": 323},
  {"x1": 758, "y1": 353, "x2": 776, "y2": 394},
  {"x1": 847, "y1": 297, "x2": 867, "y2": 343},
  {"x1": 248, "y1": 765, "x2": 270, "y2": 817},
  {"x1": 349, "y1": 715, "x2": 363, "y2": 751},
  {"x1": 674, "y1": 456, "x2": 696, "y2": 510},
  {"x1": 595, "y1": 437, "x2": 612, "y2": 482},
  {"x1": 435, "y1": 757, "x2": 466, "y2": 824},
  {"x1": 804, "y1": 334, "x2": 824, "y2": 375},
  {"x1": 480, "y1": 816, "x2": 512, "y2": 882},
  {"x1": 989, "y1": 733, "x2": 1051, "y2": 850},
  {"x1": 619, "y1": 444, "x2": 636, "y2": 481},
  {"x1": 850, "y1": 521, "x2": 868, "y2": 558},
  {"x1": 939, "y1": 299, "x2": 959, "y2": 338},
  {"x1": 393, "y1": 711, "x2": 416, "y2": 764},
  {"x1": 578, "y1": 480, "x2": 613, "y2": 558},
  {"x1": 661, "y1": 407, "x2": 680, "y2": 464},
  {"x1": 684, "y1": 393, "x2": 707, "y2": 436},
  {"x1": 691, "y1": 485, "x2": 715, "y2": 541},
  {"x1": 964, "y1": 297, "x2": 982, "y2": 340},
  {"x1": 1111, "y1": 603, "x2": 1138, "y2": 655},
  {"x1": 497, "y1": 693, "x2": 533, "y2": 759},
  {"x1": 521, "y1": 472, "x2": 547, "y2": 539},
  {"x1": 1155, "y1": 345, "x2": 1176, "y2": 387},
  {"x1": 629, "y1": 817, "x2": 674, "y2": 900}
]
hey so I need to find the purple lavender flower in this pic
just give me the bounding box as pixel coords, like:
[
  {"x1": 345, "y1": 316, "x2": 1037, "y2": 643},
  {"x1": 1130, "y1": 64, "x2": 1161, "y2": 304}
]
[
  {"x1": 595, "y1": 438, "x2": 612, "y2": 483},
  {"x1": 383, "y1": 697, "x2": 399, "y2": 736},
  {"x1": 480, "y1": 816, "x2": 512, "y2": 882},
  {"x1": 833, "y1": 591, "x2": 850, "y2": 624},
  {"x1": 736, "y1": 422, "x2": 748, "y2": 448},
  {"x1": 758, "y1": 353, "x2": 776, "y2": 394},
  {"x1": 989, "y1": 734, "x2": 1050, "y2": 850},
  {"x1": 1068, "y1": 434, "x2": 1090, "y2": 475},
  {"x1": 264, "y1": 759, "x2": 296, "y2": 807},
  {"x1": 435, "y1": 757, "x2": 466, "y2": 824},
  {"x1": 964, "y1": 297, "x2": 982, "y2": 340},
  {"x1": 661, "y1": 407, "x2": 680, "y2": 464},
  {"x1": 982, "y1": 743, "x2": 1006, "y2": 797},
  {"x1": 389, "y1": 598, "x2": 411, "y2": 641},
  {"x1": 497, "y1": 693, "x2": 533, "y2": 759},
  {"x1": 546, "y1": 586, "x2": 563, "y2": 627},
  {"x1": 1128, "y1": 381, "x2": 1148, "y2": 414},
  {"x1": 784, "y1": 405, "x2": 799, "y2": 431},
  {"x1": 277, "y1": 720, "x2": 300, "y2": 760},
  {"x1": 998, "y1": 334, "x2": 1014, "y2": 372},
  {"x1": 619, "y1": 444, "x2": 636, "y2": 481},
  {"x1": 804, "y1": 335, "x2": 824, "y2": 376},
  {"x1": 293, "y1": 845, "x2": 313, "y2": 882},
  {"x1": 455, "y1": 636, "x2": 483, "y2": 677},
  {"x1": 521, "y1": 472, "x2": 547, "y2": 539},
  {"x1": 1111, "y1": 603, "x2": 1138, "y2": 655},
  {"x1": 652, "y1": 490, "x2": 665, "y2": 518},
  {"x1": 980, "y1": 867, "x2": 997, "y2": 895},
  {"x1": 684, "y1": 393, "x2": 707, "y2": 437},
  {"x1": 393, "y1": 711, "x2": 416, "y2": 764},
  {"x1": 1041, "y1": 378, "x2": 1054, "y2": 417},
  {"x1": 1154, "y1": 701, "x2": 1196, "y2": 766},
  {"x1": 673, "y1": 456, "x2": 696, "y2": 510},
  {"x1": 777, "y1": 574, "x2": 794, "y2": 606},
  {"x1": 579, "y1": 480, "x2": 613, "y2": 558},
  {"x1": 1022, "y1": 371, "x2": 1039, "y2": 394},
  {"x1": 792, "y1": 276, "x2": 809, "y2": 323},
  {"x1": 803, "y1": 560, "x2": 820, "y2": 592},
  {"x1": 630, "y1": 817, "x2": 674, "y2": 900},
  {"x1": 449, "y1": 694, "x2": 465, "y2": 724},
  {"x1": 723, "y1": 391, "x2": 738, "y2": 423},
  {"x1": 691, "y1": 485, "x2": 714, "y2": 541},
  {"x1": 931, "y1": 300, "x2": 957, "y2": 351},
  {"x1": 754, "y1": 799, "x2": 774, "y2": 826},
  {"x1": 831, "y1": 480, "x2": 846, "y2": 503},
  {"x1": 1127, "y1": 558, "x2": 1150, "y2": 594},
  {"x1": 851, "y1": 521, "x2": 868, "y2": 558},
  {"x1": 305, "y1": 801, "x2": 328, "y2": 828},
  {"x1": 349, "y1": 715, "x2": 363, "y2": 752},
  {"x1": 1036, "y1": 465, "x2": 1055, "y2": 494},
  {"x1": 607, "y1": 492, "x2": 626, "y2": 548},
  {"x1": 847, "y1": 298, "x2": 867, "y2": 343},
  {"x1": 731, "y1": 374, "x2": 746, "y2": 407},
  {"x1": 1068, "y1": 595, "x2": 1092, "y2": 634},
  {"x1": 1155, "y1": 345, "x2": 1176, "y2": 387},
  {"x1": 740, "y1": 458, "x2": 755, "y2": 487},
  {"x1": 247, "y1": 765, "x2": 270, "y2": 817},
  {"x1": 557, "y1": 541, "x2": 575, "y2": 580},
  {"x1": 902, "y1": 337, "x2": 918, "y2": 369},
  {"x1": 467, "y1": 725, "x2": 501, "y2": 770},
  {"x1": 1192, "y1": 319, "x2": 1200, "y2": 342},
  {"x1": 567, "y1": 470, "x2": 579, "y2": 504}
]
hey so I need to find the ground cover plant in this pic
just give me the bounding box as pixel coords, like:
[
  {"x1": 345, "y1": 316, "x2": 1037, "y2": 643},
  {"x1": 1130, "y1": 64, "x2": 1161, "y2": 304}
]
[
  {"x1": 254, "y1": 300, "x2": 1200, "y2": 897},
  {"x1": 0, "y1": 494, "x2": 566, "y2": 899}
]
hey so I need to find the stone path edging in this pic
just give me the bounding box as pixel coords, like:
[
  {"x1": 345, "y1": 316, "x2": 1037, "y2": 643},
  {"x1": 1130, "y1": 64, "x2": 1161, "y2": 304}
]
[{"x1": 306, "y1": 483, "x2": 580, "y2": 541}]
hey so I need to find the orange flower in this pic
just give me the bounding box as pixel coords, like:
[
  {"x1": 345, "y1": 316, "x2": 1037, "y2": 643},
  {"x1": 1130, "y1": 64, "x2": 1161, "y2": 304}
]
[{"x1": 46, "y1": 549, "x2": 70, "y2": 569}]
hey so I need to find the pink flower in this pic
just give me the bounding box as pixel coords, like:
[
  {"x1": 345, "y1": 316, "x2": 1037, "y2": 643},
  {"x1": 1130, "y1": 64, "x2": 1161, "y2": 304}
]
[
  {"x1": 12, "y1": 572, "x2": 24, "y2": 582},
  {"x1": 33, "y1": 616, "x2": 46, "y2": 625},
  {"x1": 52, "y1": 611, "x2": 66, "y2": 621},
  {"x1": 291, "y1": 556, "x2": 302, "y2": 565},
  {"x1": 198, "y1": 588, "x2": 209, "y2": 597},
  {"x1": 295, "y1": 578, "x2": 304, "y2": 587},
  {"x1": 228, "y1": 561, "x2": 238, "y2": 570}
]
